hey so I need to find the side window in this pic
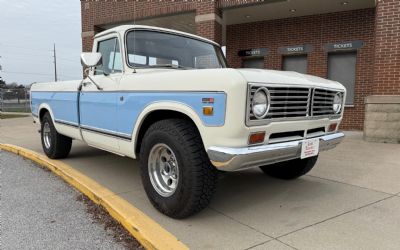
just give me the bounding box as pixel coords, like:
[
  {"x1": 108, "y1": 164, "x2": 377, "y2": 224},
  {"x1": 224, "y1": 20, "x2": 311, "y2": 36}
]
[{"x1": 95, "y1": 38, "x2": 122, "y2": 75}]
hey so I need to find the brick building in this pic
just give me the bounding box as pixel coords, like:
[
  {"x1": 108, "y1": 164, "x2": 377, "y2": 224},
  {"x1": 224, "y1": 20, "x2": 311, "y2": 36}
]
[{"x1": 81, "y1": 0, "x2": 400, "y2": 141}]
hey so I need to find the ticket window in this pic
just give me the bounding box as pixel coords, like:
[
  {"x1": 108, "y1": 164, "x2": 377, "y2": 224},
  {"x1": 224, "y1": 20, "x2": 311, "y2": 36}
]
[
  {"x1": 242, "y1": 57, "x2": 264, "y2": 69},
  {"x1": 328, "y1": 52, "x2": 357, "y2": 105},
  {"x1": 282, "y1": 55, "x2": 308, "y2": 74}
]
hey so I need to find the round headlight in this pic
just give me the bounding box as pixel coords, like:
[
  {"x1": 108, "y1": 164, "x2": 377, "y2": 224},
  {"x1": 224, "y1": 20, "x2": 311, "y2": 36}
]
[
  {"x1": 252, "y1": 87, "x2": 270, "y2": 119},
  {"x1": 333, "y1": 93, "x2": 343, "y2": 114}
]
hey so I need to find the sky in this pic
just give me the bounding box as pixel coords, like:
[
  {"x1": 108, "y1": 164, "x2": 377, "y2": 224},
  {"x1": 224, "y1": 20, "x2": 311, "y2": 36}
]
[{"x1": 0, "y1": 0, "x2": 82, "y2": 85}]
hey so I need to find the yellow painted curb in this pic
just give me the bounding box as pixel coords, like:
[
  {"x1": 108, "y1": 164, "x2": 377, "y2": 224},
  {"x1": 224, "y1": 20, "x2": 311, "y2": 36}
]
[{"x1": 0, "y1": 144, "x2": 189, "y2": 250}]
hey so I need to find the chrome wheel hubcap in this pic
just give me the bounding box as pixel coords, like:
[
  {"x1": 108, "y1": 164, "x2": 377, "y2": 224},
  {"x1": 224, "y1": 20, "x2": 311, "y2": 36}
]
[
  {"x1": 148, "y1": 143, "x2": 179, "y2": 197},
  {"x1": 43, "y1": 122, "x2": 52, "y2": 149}
]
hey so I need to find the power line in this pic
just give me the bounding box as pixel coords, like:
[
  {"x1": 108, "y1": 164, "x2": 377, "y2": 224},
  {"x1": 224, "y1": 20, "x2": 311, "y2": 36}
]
[
  {"x1": 0, "y1": 43, "x2": 81, "y2": 82},
  {"x1": 0, "y1": 43, "x2": 81, "y2": 54},
  {"x1": 2, "y1": 70, "x2": 55, "y2": 76},
  {"x1": 0, "y1": 50, "x2": 52, "y2": 58},
  {"x1": 1, "y1": 57, "x2": 53, "y2": 65},
  {"x1": 0, "y1": 56, "x2": 76, "y2": 65},
  {"x1": 0, "y1": 50, "x2": 79, "y2": 61},
  {"x1": 0, "y1": 43, "x2": 52, "y2": 52},
  {"x1": 2, "y1": 70, "x2": 77, "y2": 78}
]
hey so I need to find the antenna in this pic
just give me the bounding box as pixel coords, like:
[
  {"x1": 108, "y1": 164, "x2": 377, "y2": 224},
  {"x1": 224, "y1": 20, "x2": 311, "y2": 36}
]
[
  {"x1": 53, "y1": 43, "x2": 58, "y2": 82},
  {"x1": 133, "y1": 1, "x2": 137, "y2": 73}
]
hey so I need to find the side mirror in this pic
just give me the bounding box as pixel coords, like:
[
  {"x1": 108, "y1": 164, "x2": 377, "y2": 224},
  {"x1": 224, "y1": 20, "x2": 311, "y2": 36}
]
[
  {"x1": 79, "y1": 52, "x2": 104, "y2": 91},
  {"x1": 80, "y1": 52, "x2": 102, "y2": 68}
]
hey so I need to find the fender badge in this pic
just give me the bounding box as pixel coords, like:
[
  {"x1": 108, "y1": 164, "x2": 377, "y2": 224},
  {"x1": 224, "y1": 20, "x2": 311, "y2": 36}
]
[{"x1": 202, "y1": 97, "x2": 214, "y2": 103}]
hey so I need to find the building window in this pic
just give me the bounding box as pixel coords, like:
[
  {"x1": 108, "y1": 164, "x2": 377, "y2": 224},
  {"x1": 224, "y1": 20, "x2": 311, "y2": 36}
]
[
  {"x1": 282, "y1": 55, "x2": 307, "y2": 74},
  {"x1": 328, "y1": 52, "x2": 357, "y2": 105},
  {"x1": 242, "y1": 57, "x2": 264, "y2": 69}
]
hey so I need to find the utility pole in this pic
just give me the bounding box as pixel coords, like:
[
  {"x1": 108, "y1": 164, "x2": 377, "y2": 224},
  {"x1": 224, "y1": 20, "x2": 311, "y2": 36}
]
[
  {"x1": 0, "y1": 55, "x2": 2, "y2": 77},
  {"x1": 53, "y1": 43, "x2": 58, "y2": 82},
  {"x1": 0, "y1": 56, "x2": 3, "y2": 112},
  {"x1": 0, "y1": 55, "x2": 3, "y2": 85}
]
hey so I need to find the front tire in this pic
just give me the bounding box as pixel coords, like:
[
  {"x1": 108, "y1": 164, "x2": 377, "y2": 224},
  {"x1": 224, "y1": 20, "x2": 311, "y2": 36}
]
[
  {"x1": 139, "y1": 119, "x2": 218, "y2": 219},
  {"x1": 41, "y1": 112, "x2": 72, "y2": 159},
  {"x1": 260, "y1": 156, "x2": 318, "y2": 180}
]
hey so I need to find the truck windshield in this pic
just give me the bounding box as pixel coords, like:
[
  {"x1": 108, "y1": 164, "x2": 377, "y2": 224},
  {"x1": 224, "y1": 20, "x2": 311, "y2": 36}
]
[{"x1": 126, "y1": 30, "x2": 227, "y2": 69}]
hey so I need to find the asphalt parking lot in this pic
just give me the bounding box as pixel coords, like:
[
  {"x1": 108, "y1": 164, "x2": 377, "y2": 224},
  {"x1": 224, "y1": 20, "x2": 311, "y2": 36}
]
[{"x1": 1, "y1": 116, "x2": 400, "y2": 249}]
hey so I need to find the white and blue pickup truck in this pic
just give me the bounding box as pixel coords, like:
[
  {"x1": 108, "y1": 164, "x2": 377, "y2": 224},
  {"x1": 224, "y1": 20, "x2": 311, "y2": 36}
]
[{"x1": 30, "y1": 25, "x2": 345, "y2": 218}]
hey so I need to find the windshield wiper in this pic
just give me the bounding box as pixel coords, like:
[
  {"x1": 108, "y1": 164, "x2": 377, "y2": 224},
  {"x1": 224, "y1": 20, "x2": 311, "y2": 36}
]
[{"x1": 137, "y1": 64, "x2": 192, "y2": 70}]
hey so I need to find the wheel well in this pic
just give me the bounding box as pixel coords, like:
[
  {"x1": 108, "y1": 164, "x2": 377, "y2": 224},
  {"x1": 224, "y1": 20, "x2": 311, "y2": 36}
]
[
  {"x1": 39, "y1": 108, "x2": 49, "y2": 122},
  {"x1": 135, "y1": 110, "x2": 201, "y2": 156}
]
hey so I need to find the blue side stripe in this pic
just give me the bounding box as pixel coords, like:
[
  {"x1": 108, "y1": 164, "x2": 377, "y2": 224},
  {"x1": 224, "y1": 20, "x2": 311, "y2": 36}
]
[
  {"x1": 117, "y1": 92, "x2": 226, "y2": 135},
  {"x1": 31, "y1": 92, "x2": 78, "y2": 124},
  {"x1": 31, "y1": 91, "x2": 226, "y2": 138}
]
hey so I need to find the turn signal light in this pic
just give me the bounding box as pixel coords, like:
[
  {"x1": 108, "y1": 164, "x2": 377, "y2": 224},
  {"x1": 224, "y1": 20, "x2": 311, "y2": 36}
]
[
  {"x1": 249, "y1": 132, "x2": 265, "y2": 145},
  {"x1": 203, "y1": 106, "x2": 214, "y2": 116},
  {"x1": 328, "y1": 123, "x2": 338, "y2": 132}
]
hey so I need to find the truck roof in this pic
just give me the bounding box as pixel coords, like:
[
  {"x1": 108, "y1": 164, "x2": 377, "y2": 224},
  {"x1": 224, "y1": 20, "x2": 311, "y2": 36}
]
[{"x1": 94, "y1": 25, "x2": 220, "y2": 47}]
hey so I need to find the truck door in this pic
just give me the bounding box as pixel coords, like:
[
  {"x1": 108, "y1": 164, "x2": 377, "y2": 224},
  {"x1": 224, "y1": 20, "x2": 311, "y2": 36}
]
[{"x1": 79, "y1": 36, "x2": 123, "y2": 152}]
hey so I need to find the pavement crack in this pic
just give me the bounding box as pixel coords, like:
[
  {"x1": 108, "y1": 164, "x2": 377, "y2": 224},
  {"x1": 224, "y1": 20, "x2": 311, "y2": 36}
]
[
  {"x1": 209, "y1": 207, "x2": 301, "y2": 250},
  {"x1": 276, "y1": 194, "x2": 398, "y2": 240},
  {"x1": 307, "y1": 174, "x2": 394, "y2": 196},
  {"x1": 243, "y1": 239, "x2": 271, "y2": 250},
  {"x1": 209, "y1": 206, "x2": 274, "y2": 238},
  {"x1": 275, "y1": 238, "x2": 300, "y2": 250}
]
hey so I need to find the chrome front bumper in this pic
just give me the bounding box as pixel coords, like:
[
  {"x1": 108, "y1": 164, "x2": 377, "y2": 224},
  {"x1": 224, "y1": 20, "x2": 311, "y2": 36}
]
[{"x1": 207, "y1": 132, "x2": 345, "y2": 172}]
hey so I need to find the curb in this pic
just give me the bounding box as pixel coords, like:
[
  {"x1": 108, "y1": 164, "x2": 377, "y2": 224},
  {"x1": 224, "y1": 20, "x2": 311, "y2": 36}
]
[{"x1": 0, "y1": 144, "x2": 188, "y2": 250}]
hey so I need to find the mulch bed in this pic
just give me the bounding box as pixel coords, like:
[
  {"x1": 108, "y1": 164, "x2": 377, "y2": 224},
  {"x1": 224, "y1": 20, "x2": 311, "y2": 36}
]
[{"x1": 76, "y1": 194, "x2": 143, "y2": 250}]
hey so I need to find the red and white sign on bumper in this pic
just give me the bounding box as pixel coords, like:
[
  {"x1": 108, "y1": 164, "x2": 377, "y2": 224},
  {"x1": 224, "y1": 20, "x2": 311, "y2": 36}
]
[{"x1": 301, "y1": 138, "x2": 320, "y2": 159}]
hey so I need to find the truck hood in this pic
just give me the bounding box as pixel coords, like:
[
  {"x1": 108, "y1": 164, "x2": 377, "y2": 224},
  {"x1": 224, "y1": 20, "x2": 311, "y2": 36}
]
[{"x1": 236, "y1": 68, "x2": 345, "y2": 90}]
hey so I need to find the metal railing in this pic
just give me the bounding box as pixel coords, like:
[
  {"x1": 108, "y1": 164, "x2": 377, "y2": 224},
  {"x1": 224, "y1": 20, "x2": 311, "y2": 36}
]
[{"x1": 0, "y1": 88, "x2": 31, "y2": 113}]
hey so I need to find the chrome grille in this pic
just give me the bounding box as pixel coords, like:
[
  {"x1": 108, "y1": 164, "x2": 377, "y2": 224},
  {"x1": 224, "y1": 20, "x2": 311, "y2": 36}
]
[
  {"x1": 249, "y1": 86, "x2": 310, "y2": 120},
  {"x1": 247, "y1": 84, "x2": 343, "y2": 125},
  {"x1": 312, "y1": 89, "x2": 337, "y2": 116}
]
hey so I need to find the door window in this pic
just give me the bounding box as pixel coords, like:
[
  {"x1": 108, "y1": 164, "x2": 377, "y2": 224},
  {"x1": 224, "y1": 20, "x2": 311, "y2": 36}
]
[{"x1": 96, "y1": 37, "x2": 122, "y2": 75}]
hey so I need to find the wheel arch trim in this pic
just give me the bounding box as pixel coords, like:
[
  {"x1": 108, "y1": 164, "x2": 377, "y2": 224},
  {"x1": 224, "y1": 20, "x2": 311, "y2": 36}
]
[
  {"x1": 132, "y1": 101, "x2": 207, "y2": 157},
  {"x1": 38, "y1": 103, "x2": 56, "y2": 124}
]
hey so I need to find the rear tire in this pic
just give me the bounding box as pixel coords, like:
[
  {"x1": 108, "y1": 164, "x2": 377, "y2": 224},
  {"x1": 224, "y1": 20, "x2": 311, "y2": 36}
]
[
  {"x1": 139, "y1": 119, "x2": 218, "y2": 219},
  {"x1": 260, "y1": 156, "x2": 318, "y2": 180},
  {"x1": 41, "y1": 112, "x2": 72, "y2": 159}
]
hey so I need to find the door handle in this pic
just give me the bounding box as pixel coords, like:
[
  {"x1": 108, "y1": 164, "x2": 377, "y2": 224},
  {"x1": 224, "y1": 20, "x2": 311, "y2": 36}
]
[{"x1": 120, "y1": 96, "x2": 124, "y2": 101}]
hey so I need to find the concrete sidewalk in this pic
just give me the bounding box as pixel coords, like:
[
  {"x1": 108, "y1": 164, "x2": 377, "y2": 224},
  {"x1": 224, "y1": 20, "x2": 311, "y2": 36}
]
[{"x1": 1, "y1": 116, "x2": 400, "y2": 249}]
